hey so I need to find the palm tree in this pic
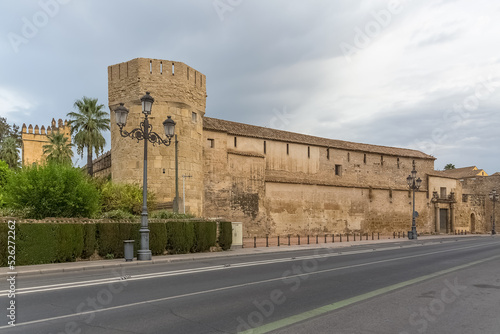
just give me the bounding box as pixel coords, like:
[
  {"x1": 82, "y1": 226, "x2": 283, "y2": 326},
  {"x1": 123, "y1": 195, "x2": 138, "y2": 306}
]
[
  {"x1": 43, "y1": 131, "x2": 73, "y2": 165},
  {"x1": 0, "y1": 137, "x2": 20, "y2": 169},
  {"x1": 67, "y1": 97, "x2": 110, "y2": 176}
]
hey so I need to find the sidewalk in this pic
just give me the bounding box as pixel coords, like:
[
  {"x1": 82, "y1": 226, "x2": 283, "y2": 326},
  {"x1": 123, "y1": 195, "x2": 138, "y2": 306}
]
[{"x1": 0, "y1": 234, "x2": 491, "y2": 277}]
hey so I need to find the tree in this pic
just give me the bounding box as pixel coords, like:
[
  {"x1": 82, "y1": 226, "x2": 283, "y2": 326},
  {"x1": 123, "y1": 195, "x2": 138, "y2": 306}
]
[
  {"x1": 0, "y1": 137, "x2": 20, "y2": 169},
  {"x1": 67, "y1": 97, "x2": 110, "y2": 176},
  {"x1": 444, "y1": 163, "x2": 456, "y2": 170},
  {"x1": 43, "y1": 131, "x2": 73, "y2": 165}
]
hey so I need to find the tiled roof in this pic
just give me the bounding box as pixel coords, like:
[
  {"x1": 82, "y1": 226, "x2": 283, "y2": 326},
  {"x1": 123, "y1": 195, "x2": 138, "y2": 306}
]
[
  {"x1": 440, "y1": 166, "x2": 487, "y2": 178},
  {"x1": 203, "y1": 117, "x2": 435, "y2": 160}
]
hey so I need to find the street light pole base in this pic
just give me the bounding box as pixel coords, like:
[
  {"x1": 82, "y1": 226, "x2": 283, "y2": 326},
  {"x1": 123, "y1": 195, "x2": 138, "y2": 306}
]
[{"x1": 137, "y1": 250, "x2": 152, "y2": 261}]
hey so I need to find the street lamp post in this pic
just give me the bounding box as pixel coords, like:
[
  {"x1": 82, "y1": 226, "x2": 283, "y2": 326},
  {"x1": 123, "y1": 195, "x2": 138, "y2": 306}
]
[
  {"x1": 114, "y1": 92, "x2": 176, "y2": 260},
  {"x1": 406, "y1": 161, "x2": 422, "y2": 240},
  {"x1": 489, "y1": 189, "x2": 498, "y2": 235}
]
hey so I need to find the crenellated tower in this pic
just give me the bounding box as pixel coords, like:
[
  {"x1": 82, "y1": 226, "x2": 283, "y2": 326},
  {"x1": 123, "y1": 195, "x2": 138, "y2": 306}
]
[
  {"x1": 108, "y1": 58, "x2": 207, "y2": 216},
  {"x1": 21, "y1": 118, "x2": 71, "y2": 165}
]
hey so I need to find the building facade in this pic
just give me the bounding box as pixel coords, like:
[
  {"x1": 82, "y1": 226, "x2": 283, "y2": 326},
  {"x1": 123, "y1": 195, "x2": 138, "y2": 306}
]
[{"x1": 28, "y1": 57, "x2": 499, "y2": 237}]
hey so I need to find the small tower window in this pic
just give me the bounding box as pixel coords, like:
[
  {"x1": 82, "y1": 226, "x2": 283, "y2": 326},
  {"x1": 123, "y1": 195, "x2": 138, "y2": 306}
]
[
  {"x1": 363, "y1": 154, "x2": 367, "y2": 164},
  {"x1": 335, "y1": 165, "x2": 342, "y2": 176},
  {"x1": 263, "y1": 141, "x2": 267, "y2": 154},
  {"x1": 381, "y1": 155, "x2": 384, "y2": 166},
  {"x1": 234, "y1": 137, "x2": 237, "y2": 148},
  {"x1": 397, "y1": 158, "x2": 400, "y2": 169},
  {"x1": 286, "y1": 143, "x2": 289, "y2": 155},
  {"x1": 347, "y1": 152, "x2": 350, "y2": 162},
  {"x1": 327, "y1": 148, "x2": 330, "y2": 160},
  {"x1": 192, "y1": 112, "x2": 197, "y2": 123},
  {"x1": 207, "y1": 138, "x2": 214, "y2": 148},
  {"x1": 308, "y1": 146, "x2": 310, "y2": 158}
]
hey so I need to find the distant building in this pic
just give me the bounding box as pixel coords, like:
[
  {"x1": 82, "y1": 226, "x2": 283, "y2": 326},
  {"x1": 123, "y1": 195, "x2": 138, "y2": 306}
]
[
  {"x1": 441, "y1": 166, "x2": 488, "y2": 178},
  {"x1": 21, "y1": 118, "x2": 71, "y2": 166}
]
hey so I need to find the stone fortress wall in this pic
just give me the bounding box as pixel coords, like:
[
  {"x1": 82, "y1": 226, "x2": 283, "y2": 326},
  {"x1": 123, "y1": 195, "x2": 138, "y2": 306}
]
[
  {"x1": 105, "y1": 58, "x2": 498, "y2": 237},
  {"x1": 21, "y1": 118, "x2": 71, "y2": 165}
]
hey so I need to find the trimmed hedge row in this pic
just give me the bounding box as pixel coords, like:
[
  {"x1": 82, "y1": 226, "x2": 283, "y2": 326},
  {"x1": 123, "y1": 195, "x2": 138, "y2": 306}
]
[
  {"x1": 0, "y1": 220, "x2": 231, "y2": 266},
  {"x1": 218, "y1": 221, "x2": 233, "y2": 251}
]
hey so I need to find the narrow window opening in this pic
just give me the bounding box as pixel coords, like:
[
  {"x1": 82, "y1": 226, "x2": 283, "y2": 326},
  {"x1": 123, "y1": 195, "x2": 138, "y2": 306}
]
[
  {"x1": 207, "y1": 138, "x2": 214, "y2": 148},
  {"x1": 192, "y1": 112, "x2": 197, "y2": 123},
  {"x1": 363, "y1": 154, "x2": 367, "y2": 164},
  {"x1": 160, "y1": 61, "x2": 163, "y2": 74},
  {"x1": 381, "y1": 155, "x2": 384, "y2": 166},
  {"x1": 234, "y1": 137, "x2": 237, "y2": 148},
  {"x1": 327, "y1": 148, "x2": 330, "y2": 160},
  {"x1": 348, "y1": 152, "x2": 350, "y2": 162},
  {"x1": 397, "y1": 158, "x2": 400, "y2": 169},
  {"x1": 172, "y1": 63, "x2": 175, "y2": 75},
  {"x1": 308, "y1": 146, "x2": 310, "y2": 158},
  {"x1": 286, "y1": 143, "x2": 289, "y2": 155},
  {"x1": 335, "y1": 165, "x2": 342, "y2": 176},
  {"x1": 149, "y1": 60, "x2": 152, "y2": 74},
  {"x1": 263, "y1": 141, "x2": 267, "y2": 154},
  {"x1": 440, "y1": 187, "x2": 447, "y2": 199}
]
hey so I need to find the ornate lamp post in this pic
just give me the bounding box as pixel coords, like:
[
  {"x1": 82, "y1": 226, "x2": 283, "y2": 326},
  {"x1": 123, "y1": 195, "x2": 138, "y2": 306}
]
[
  {"x1": 406, "y1": 161, "x2": 422, "y2": 240},
  {"x1": 489, "y1": 189, "x2": 498, "y2": 235},
  {"x1": 114, "y1": 92, "x2": 176, "y2": 260}
]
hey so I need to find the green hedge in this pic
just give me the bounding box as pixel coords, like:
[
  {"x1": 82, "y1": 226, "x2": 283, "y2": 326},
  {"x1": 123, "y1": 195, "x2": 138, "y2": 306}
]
[
  {"x1": 0, "y1": 222, "x2": 9, "y2": 267},
  {"x1": 166, "y1": 221, "x2": 195, "y2": 254},
  {"x1": 193, "y1": 221, "x2": 217, "y2": 252},
  {"x1": 96, "y1": 222, "x2": 140, "y2": 258},
  {"x1": 218, "y1": 221, "x2": 233, "y2": 250},
  {"x1": 0, "y1": 219, "x2": 233, "y2": 266}
]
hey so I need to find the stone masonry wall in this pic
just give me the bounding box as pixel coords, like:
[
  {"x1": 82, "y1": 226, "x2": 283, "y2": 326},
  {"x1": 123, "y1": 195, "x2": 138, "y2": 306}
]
[{"x1": 203, "y1": 131, "x2": 436, "y2": 236}]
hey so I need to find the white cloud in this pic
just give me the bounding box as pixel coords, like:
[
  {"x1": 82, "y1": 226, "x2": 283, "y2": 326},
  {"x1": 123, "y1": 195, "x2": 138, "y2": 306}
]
[{"x1": 0, "y1": 87, "x2": 34, "y2": 120}]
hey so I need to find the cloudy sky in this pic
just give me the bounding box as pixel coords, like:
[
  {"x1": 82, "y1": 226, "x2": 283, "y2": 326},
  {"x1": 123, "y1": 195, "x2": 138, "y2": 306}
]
[{"x1": 1, "y1": 0, "x2": 500, "y2": 172}]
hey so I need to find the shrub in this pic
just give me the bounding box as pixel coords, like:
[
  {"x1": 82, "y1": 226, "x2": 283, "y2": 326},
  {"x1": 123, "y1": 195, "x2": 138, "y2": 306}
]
[
  {"x1": 100, "y1": 181, "x2": 156, "y2": 215},
  {"x1": 4, "y1": 163, "x2": 101, "y2": 219},
  {"x1": 96, "y1": 222, "x2": 140, "y2": 258},
  {"x1": 15, "y1": 223, "x2": 59, "y2": 265},
  {"x1": 218, "y1": 221, "x2": 233, "y2": 250},
  {"x1": 55, "y1": 224, "x2": 84, "y2": 262},
  {"x1": 0, "y1": 222, "x2": 8, "y2": 267},
  {"x1": 0, "y1": 160, "x2": 11, "y2": 207},
  {"x1": 149, "y1": 222, "x2": 168, "y2": 255},
  {"x1": 82, "y1": 223, "x2": 97, "y2": 258},
  {"x1": 166, "y1": 221, "x2": 194, "y2": 254},
  {"x1": 193, "y1": 221, "x2": 217, "y2": 252}
]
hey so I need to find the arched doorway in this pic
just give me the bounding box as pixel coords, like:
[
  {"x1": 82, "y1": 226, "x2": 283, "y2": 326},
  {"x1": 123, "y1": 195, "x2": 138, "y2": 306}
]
[{"x1": 470, "y1": 213, "x2": 476, "y2": 233}]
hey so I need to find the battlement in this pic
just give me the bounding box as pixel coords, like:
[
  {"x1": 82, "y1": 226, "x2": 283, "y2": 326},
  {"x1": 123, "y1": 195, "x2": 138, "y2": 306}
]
[
  {"x1": 108, "y1": 58, "x2": 206, "y2": 90},
  {"x1": 22, "y1": 118, "x2": 70, "y2": 136},
  {"x1": 107, "y1": 58, "x2": 207, "y2": 111}
]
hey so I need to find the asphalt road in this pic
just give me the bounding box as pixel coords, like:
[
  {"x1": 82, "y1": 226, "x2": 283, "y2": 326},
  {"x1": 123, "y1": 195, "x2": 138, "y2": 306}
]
[{"x1": 1, "y1": 236, "x2": 499, "y2": 334}]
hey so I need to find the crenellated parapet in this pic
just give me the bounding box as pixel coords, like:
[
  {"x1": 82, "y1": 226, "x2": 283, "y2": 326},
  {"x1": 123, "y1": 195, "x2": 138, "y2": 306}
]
[{"x1": 21, "y1": 118, "x2": 72, "y2": 166}]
